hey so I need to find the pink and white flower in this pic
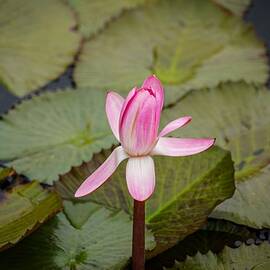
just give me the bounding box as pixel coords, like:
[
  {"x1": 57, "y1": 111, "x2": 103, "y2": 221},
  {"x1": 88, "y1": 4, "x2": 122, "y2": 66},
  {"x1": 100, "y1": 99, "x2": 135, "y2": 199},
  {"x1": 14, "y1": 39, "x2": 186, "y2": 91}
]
[{"x1": 75, "y1": 75, "x2": 215, "y2": 201}]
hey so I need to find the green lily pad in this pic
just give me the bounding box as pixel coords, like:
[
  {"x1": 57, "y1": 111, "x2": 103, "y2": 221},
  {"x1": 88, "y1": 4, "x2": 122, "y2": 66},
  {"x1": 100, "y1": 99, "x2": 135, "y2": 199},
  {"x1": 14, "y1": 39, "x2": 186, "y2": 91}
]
[
  {"x1": 56, "y1": 146, "x2": 235, "y2": 256},
  {"x1": 210, "y1": 165, "x2": 270, "y2": 229},
  {"x1": 166, "y1": 242, "x2": 270, "y2": 270},
  {"x1": 0, "y1": 200, "x2": 155, "y2": 270},
  {"x1": 0, "y1": 181, "x2": 62, "y2": 251},
  {"x1": 74, "y1": 0, "x2": 268, "y2": 105},
  {"x1": 212, "y1": 0, "x2": 251, "y2": 16},
  {"x1": 67, "y1": 0, "x2": 145, "y2": 38},
  {"x1": 0, "y1": 0, "x2": 80, "y2": 96},
  {"x1": 161, "y1": 82, "x2": 270, "y2": 229},
  {"x1": 0, "y1": 88, "x2": 116, "y2": 183}
]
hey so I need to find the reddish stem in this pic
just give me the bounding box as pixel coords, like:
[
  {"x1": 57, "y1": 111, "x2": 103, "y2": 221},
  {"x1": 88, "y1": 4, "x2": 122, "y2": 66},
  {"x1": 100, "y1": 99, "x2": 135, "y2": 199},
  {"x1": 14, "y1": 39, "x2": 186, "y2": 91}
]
[{"x1": 132, "y1": 200, "x2": 145, "y2": 270}]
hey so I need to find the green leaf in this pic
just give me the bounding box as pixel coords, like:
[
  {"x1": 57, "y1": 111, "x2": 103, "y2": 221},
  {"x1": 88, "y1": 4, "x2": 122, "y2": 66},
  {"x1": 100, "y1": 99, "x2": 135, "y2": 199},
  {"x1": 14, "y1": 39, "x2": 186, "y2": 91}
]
[
  {"x1": 56, "y1": 146, "x2": 235, "y2": 256},
  {"x1": 74, "y1": 0, "x2": 268, "y2": 105},
  {"x1": 0, "y1": 88, "x2": 116, "y2": 183},
  {"x1": 0, "y1": 181, "x2": 62, "y2": 251},
  {"x1": 67, "y1": 0, "x2": 145, "y2": 38},
  {"x1": 161, "y1": 82, "x2": 270, "y2": 229},
  {"x1": 210, "y1": 165, "x2": 270, "y2": 229},
  {"x1": 0, "y1": 0, "x2": 80, "y2": 96},
  {"x1": 211, "y1": 0, "x2": 251, "y2": 16},
  {"x1": 166, "y1": 242, "x2": 270, "y2": 270},
  {"x1": 0, "y1": 201, "x2": 155, "y2": 270}
]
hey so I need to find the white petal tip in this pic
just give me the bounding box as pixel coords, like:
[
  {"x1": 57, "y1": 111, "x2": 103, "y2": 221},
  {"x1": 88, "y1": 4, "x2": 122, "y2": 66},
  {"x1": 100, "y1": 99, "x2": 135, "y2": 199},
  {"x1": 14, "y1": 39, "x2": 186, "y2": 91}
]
[
  {"x1": 210, "y1": 138, "x2": 216, "y2": 146},
  {"x1": 131, "y1": 192, "x2": 154, "y2": 202},
  {"x1": 198, "y1": 138, "x2": 216, "y2": 152},
  {"x1": 129, "y1": 186, "x2": 155, "y2": 201},
  {"x1": 74, "y1": 189, "x2": 87, "y2": 198}
]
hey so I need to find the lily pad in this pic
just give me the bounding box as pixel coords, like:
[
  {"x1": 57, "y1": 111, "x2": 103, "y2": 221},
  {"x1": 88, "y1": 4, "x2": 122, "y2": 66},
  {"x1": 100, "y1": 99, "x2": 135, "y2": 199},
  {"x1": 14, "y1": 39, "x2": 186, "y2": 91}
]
[
  {"x1": 0, "y1": 88, "x2": 116, "y2": 183},
  {"x1": 210, "y1": 164, "x2": 270, "y2": 228},
  {"x1": 0, "y1": 181, "x2": 62, "y2": 251},
  {"x1": 212, "y1": 0, "x2": 251, "y2": 16},
  {"x1": 161, "y1": 82, "x2": 270, "y2": 228},
  {"x1": 56, "y1": 146, "x2": 235, "y2": 256},
  {"x1": 0, "y1": 200, "x2": 155, "y2": 270},
  {"x1": 74, "y1": 0, "x2": 268, "y2": 105},
  {"x1": 0, "y1": 0, "x2": 80, "y2": 96},
  {"x1": 67, "y1": 0, "x2": 145, "y2": 38},
  {"x1": 166, "y1": 242, "x2": 270, "y2": 270}
]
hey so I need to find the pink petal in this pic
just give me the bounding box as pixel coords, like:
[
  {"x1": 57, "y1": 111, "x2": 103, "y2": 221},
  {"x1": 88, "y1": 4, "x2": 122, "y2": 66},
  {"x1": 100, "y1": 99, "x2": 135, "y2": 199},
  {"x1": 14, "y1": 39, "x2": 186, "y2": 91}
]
[
  {"x1": 159, "y1": 116, "x2": 192, "y2": 137},
  {"x1": 119, "y1": 87, "x2": 138, "y2": 123},
  {"x1": 119, "y1": 90, "x2": 159, "y2": 156},
  {"x1": 134, "y1": 95, "x2": 158, "y2": 154},
  {"x1": 151, "y1": 137, "x2": 215, "y2": 157},
  {"x1": 142, "y1": 75, "x2": 164, "y2": 111},
  {"x1": 106, "y1": 91, "x2": 124, "y2": 140},
  {"x1": 126, "y1": 156, "x2": 155, "y2": 201},
  {"x1": 75, "y1": 146, "x2": 128, "y2": 197}
]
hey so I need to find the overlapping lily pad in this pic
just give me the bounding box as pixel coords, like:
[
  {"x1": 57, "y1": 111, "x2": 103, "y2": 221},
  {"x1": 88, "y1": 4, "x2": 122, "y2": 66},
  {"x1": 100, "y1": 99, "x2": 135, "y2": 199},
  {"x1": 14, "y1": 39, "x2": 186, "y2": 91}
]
[
  {"x1": 202, "y1": 219, "x2": 253, "y2": 240},
  {"x1": 161, "y1": 82, "x2": 270, "y2": 229},
  {"x1": 0, "y1": 200, "x2": 155, "y2": 270},
  {"x1": 0, "y1": 181, "x2": 62, "y2": 251},
  {"x1": 0, "y1": 88, "x2": 116, "y2": 183},
  {"x1": 0, "y1": 0, "x2": 80, "y2": 96},
  {"x1": 56, "y1": 146, "x2": 235, "y2": 255},
  {"x1": 210, "y1": 165, "x2": 270, "y2": 229},
  {"x1": 147, "y1": 219, "x2": 254, "y2": 269},
  {"x1": 67, "y1": 0, "x2": 145, "y2": 38},
  {"x1": 75, "y1": 0, "x2": 268, "y2": 105},
  {"x1": 167, "y1": 242, "x2": 270, "y2": 270},
  {"x1": 212, "y1": 0, "x2": 251, "y2": 16}
]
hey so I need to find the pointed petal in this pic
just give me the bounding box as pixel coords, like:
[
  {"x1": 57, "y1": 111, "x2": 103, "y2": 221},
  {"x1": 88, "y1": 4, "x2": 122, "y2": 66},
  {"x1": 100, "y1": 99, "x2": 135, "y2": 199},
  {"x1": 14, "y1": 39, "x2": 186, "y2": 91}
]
[
  {"x1": 75, "y1": 146, "x2": 128, "y2": 197},
  {"x1": 119, "y1": 89, "x2": 158, "y2": 155},
  {"x1": 142, "y1": 75, "x2": 164, "y2": 111},
  {"x1": 119, "y1": 87, "x2": 138, "y2": 122},
  {"x1": 134, "y1": 95, "x2": 158, "y2": 153},
  {"x1": 159, "y1": 116, "x2": 192, "y2": 137},
  {"x1": 151, "y1": 137, "x2": 215, "y2": 157},
  {"x1": 126, "y1": 156, "x2": 155, "y2": 201},
  {"x1": 106, "y1": 91, "x2": 124, "y2": 140}
]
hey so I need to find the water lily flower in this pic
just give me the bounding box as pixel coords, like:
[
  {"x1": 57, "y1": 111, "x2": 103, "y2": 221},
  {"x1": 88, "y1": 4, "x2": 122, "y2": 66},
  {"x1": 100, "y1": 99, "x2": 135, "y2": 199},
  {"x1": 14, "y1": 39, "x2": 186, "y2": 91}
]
[{"x1": 75, "y1": 75, "x2": 215, "y2": 201}]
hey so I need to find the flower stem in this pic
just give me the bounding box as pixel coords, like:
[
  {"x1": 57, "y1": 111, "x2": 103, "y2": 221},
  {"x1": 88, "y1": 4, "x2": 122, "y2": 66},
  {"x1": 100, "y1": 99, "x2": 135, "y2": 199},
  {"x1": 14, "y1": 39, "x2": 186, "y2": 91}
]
[{"x1": 132, "y1": 200, "x2": 145, "y2": 270}]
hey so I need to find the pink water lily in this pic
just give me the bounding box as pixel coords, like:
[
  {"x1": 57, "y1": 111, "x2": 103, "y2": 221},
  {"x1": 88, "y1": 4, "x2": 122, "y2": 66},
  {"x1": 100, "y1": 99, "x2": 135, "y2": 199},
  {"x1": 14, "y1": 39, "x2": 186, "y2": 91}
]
[{"x1": 75, "y1": 75, "x2": 215, "y2": 201}]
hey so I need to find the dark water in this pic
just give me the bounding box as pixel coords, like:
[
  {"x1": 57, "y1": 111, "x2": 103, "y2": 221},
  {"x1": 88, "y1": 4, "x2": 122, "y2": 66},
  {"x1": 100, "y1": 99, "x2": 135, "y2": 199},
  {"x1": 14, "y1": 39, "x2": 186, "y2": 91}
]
[{"x1": 246, "y1": 0, "x2": 270, "y2": 53}]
